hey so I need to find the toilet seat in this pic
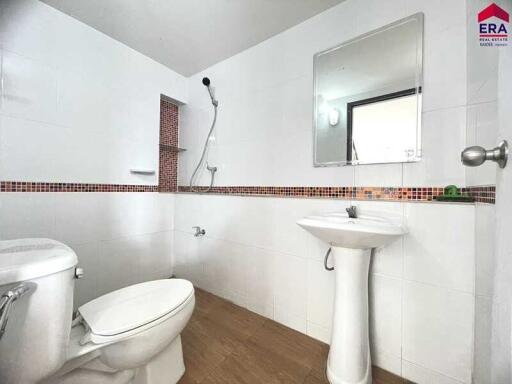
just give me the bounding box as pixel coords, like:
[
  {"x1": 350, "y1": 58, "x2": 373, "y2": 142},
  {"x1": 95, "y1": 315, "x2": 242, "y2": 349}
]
[{"x1": 77, "y1": 279, "x2": 194, "y2": 345}]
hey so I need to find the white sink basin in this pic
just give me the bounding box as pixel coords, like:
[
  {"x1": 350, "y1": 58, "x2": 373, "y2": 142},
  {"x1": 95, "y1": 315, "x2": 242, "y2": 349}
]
[
  {"x1": 297, "y1": 213, "x2": 406, "y2": 249},
  {"x1": 297, "y1": 211, "x2": 406, "y2": 384}
]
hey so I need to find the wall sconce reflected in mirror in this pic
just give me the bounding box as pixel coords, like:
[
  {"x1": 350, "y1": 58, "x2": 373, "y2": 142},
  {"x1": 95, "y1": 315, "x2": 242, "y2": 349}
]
[{"x1": 329, "y1": 108, "x2": 340, "y2": 126}]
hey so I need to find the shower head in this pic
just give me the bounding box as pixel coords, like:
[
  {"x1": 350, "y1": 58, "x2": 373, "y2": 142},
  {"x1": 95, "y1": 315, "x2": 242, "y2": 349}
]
[{"x1": 202, "y1": 77, "x2": 218, "y2": 107}]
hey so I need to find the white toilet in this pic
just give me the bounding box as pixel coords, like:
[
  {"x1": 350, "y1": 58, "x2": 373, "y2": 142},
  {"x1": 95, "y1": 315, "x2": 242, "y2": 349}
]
[{"x1": 0, "y1": 238, "x2": 195, "y2": 384}]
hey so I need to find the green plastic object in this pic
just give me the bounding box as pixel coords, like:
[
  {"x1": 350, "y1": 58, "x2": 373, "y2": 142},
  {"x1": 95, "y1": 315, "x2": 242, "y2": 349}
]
[{"x1": 435, "y1": 185, "x2": 475, "y2": 202}]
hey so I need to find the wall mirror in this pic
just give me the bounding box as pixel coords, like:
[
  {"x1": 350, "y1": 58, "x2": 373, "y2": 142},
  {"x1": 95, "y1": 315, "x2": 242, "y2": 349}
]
[{"x1": 313, "y1": 13, "x2": 423, "y2": 166}]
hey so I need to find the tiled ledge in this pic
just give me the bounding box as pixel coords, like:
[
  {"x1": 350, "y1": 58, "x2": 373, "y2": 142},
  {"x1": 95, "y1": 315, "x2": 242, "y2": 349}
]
[
  {"x1": 178, "y1": 185, "x2": 496, "y2": 204},
  {"x1": 0, "y1": 181, "x2": 159, "y2": 193},
  {"x1": 0, "y1": 181, "x2": 495, "y2": 204}
]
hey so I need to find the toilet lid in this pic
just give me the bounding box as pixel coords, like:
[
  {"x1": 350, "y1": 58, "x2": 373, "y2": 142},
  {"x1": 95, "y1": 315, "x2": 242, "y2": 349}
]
[{"x1": 78, "y1": 279, "x2": 194, "y2": 337}]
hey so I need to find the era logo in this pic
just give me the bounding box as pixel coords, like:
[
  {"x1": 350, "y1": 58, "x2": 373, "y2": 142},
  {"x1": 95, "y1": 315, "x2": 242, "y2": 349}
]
[{"x1": 478, "y1": 3, "x2": 509, "y2": 46}]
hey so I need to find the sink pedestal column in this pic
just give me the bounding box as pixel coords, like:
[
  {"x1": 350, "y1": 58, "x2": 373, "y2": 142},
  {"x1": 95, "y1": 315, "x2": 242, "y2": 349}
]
[{"x1": 327, "y1": 247, "x2": 372, "y2": 384}]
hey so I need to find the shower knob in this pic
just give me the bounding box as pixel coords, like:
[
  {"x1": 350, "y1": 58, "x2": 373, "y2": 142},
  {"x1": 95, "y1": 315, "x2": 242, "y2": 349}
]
[{"x1": 461, "y1": 140, "x2": 508, "y2": 168}]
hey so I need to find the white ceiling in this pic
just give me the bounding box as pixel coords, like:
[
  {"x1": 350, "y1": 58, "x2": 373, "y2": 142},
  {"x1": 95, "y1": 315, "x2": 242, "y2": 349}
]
[{"x1": 40, "y1": 0, "x2": 344, "y2": 76}]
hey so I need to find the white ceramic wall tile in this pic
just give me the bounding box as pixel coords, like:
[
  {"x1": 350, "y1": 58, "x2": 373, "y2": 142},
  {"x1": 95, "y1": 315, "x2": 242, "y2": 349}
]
[
  {"x1": 369, "y1": 275, "x2": 402, "y2": 358},
  {"x1": 403, "y1": 107, "x2": 467, "y2": 187},
  {"x1": 404, "y1": 203, "x2": 475, "y2": 293},
  {"x1": 306, "y1": 321, "x2": 331, "y2": 345},
  {"x1": 0, "y1": 0, "x2": 187, "y2": 185},
  {"x1": 0, "y1": 192, "x2": 56, "y2": 239},
  {"x1": 421, "y1": 24, "x2": 467, "y2": 112},
  {"x1": 244, "y1": 246, "x2": 275, "y2": 318},
  {"x1": 72, "y1": 242, "x2": 101, "y2": 308},
  {"x1": 475, "y1": 204, "x2": 496, "y2": 298},
  {"x1": 371, "y1": 347, "x2": 402, "y2": 378},
  {"x1": 273, "y1": 252, "x2": 308, "y2": 320},
  {"x1": 465, "y1": 102, "x2": 498, "y2": 186},
  {"x1": 354, "y1": 163, "x2": 403, "y2": 187},
  {"x1": 472, "y1": 296, "x2": 492, "y2": 384},
  {"x1": 306, "y1": 259, "x2": 335, "y2": 330},
  {"x1": 402, "y1": 360, "x2": 466, "y2": 384},
  {"x1": 173, "y1": 229, "x2": 203, "y2": 286},
  {"x1": 96, "y1": 231, "x2": 173, "y2": 296},
  {"x1": 403, "y1": 280, "x2": 474, "y2": 383},
  {"x1": 1, "y1": 49, "x2": 59, "y2": 124},
  {"x1": 53, "y1": 193, "x2": 174, "y2": 246}
]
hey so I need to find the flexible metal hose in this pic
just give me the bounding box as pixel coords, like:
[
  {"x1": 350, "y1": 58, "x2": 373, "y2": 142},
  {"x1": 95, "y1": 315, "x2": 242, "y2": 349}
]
[{"x1": 189, "y1": 104, "x2": 218, "y2": 192}]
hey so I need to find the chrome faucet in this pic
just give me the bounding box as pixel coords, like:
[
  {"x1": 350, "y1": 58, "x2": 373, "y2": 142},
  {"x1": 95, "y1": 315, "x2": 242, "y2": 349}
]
[{"x1": 346, "y1": 206, "x2": 357, "y2": 219}]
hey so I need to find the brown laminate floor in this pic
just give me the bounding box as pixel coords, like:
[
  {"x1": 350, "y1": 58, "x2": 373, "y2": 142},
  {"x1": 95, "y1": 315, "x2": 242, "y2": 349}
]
[{"x1": 179, "y1": 288, "x2": 410, "y2": 384}]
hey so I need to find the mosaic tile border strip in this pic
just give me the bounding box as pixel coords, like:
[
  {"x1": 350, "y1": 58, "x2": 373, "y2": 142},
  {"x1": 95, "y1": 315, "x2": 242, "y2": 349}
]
[
  {"x1": 1, "y1": 182, "x2": 495, "y2": 204},
  {"x1": 178, "y1": 185, "x2": 496, "y2": 204},
  {"x1": 0, "y1": 181, "x2": 158, "y2": 193},
  {"x1": 462, "y1": 185, "x2": 496, "y2": 204}
]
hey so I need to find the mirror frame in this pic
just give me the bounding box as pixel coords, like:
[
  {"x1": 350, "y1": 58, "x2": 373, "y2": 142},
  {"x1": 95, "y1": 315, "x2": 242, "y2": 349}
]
[{"x1": 313, "y1": 13, "x2": 424, "y2": 167}]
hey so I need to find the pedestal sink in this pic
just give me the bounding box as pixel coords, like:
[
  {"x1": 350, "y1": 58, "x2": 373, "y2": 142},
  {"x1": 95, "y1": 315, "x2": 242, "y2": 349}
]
[{"x1": 297, "y1": 212, "x2": 406, "y2": 384}]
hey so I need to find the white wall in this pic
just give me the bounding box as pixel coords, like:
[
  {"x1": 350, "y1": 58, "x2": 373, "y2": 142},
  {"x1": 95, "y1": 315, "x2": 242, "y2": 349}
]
[
  {"x1": 0, "y1": 0, "x2": 187, "y2": 185},
  {"x1": 0, "y1": 0, "x2": 183, "y2": 306},
  {"x1": 172, "y1": 1, "x2": 481, "y2": 383},
  {"x1": 173, "y1": 195, "x2": 475, "y2": 384},
  {"x1": 465, "y1": 0, "x2": 500, "y2": 187},
  {"x1": 0, "y1": 192, "x2": 174, "y2": 308},
  {"x1": 178, "y1": 0, "x2": 467, "y2": 188}
]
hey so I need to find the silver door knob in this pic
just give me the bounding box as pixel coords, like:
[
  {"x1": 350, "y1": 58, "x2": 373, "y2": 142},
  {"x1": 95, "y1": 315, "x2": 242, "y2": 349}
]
[{"x1": 461, "y1": 140, "x2": 508, "y2": 168}]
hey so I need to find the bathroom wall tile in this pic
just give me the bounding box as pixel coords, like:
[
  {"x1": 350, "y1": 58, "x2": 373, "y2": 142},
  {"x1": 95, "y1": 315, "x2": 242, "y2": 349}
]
[
  {"x1": 136, "y1": 231, "x2": 173, "y2": 281},
  {"x1": 474, "y1": 204, "x2": 496, "y2": 298},
  {"x1": 173, "y1": 229, "x2": 203, "y2": 286},
  {"x1": 369, "y1": 275, "x2": 402, "y2": 358},
  {"x1": 353, "y1": 163, "x2": 403, "y2": 188},
  {"x1": 404, "y1": 203, "x2": 475, "y2": 293},
  {"x1": 54, "y1": 193, "x2": 174, "y2": 246},
  {"x1": 96, "y1": 231, "x2": 173, "y2": 296},
  {"x1": 402, "y1": 360, "x2": 466, "y2": 384},
  {"x1": 473, "y1": 296, "x2": 492, "y2": 384},
  {"x1": 0, "y1": 50, "x2": 59, "y2": 124},
  {"x1": 0, "y1": 192, "x2": 56, "y2": 240},
  {"x1": 371, "y1": 347, "x2": 402, "y2": 378},
  {"x1": 306, "y1": 259, "x2": 335, "y2": 330},
  {"x1": 273, "y1": 252, "x2": 308, "y2": 321},
  {"x1": 244, "y1": 246, "x2": 275, "y2": 319},
  {"x1": 72, "y1": 242, "x2": 101, "y2": 308},
  {"x1": 403, "y1": 107, "x2": 467, "y2": 187},
  {"x1": 1, "y1": 0, "x2": 187, "y2": 185},
  {"x1": 201, "y1": 238, "x2": 247, "y2": 304},
  {"x1": 466, "y1": 0, "x2": 499, "y2": 105},
  {"x1": 274, "y1": 305, "x2": 307, "y2": 334},
  {"x1": 306, "y1": 321, "x2": 331, "y2": 344},
  {"x1": 422, "y1": 25, "x2": 467, "y2": 112},
  {"x1": 403, "y1": 281, "x2": 474, "y2": 383},
  {"x1": 465, "y1": 102, "x2": 498, "y2": 186}
]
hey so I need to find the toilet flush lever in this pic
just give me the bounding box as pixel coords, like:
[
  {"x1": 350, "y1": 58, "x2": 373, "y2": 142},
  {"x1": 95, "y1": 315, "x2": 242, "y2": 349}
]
[
  {"x1": 75, "y1": 267, "x2": 84, "y2": 279},
  {"x1": 0, "y1": 282, "x2": 36, "y2": 340}
]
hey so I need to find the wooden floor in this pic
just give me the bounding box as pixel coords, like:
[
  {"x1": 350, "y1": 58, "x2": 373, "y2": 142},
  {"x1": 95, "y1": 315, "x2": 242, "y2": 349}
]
[{"x1": 179, "y1": 288, "x2": 411, "y2": 384}]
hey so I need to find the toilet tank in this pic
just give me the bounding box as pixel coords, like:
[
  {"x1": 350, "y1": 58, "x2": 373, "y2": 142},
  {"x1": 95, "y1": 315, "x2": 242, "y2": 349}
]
[{"x1": 0, "y1": 239, "x2": 78, "y2": 384}]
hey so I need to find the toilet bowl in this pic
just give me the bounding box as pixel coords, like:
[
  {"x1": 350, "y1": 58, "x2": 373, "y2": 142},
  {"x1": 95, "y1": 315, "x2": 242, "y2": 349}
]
[
  {"x1": 49, "y1": 279, "x2": 195, "y2": 384},
  {"x1": 0, "y1": 238, "x2": 194, "y2": 384}
]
